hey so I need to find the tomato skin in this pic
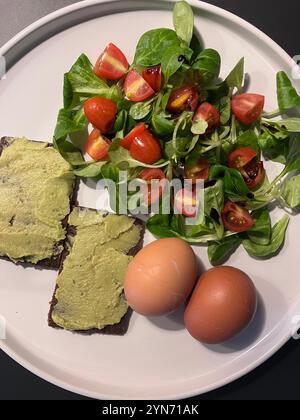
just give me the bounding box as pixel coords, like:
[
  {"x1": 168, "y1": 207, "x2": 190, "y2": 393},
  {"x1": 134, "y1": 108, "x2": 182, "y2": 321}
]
[
  {"x1": 231, "y1": 93, "x2": 265, "y2": 125},
  {"x1": 124, "y1": 70, "x2": 155, "y2": 102},
  {"x1": 222, "y1": 201, "x2": 254, "y2": 233},
  {"x1": 84, "y1": 97, "x2": 117, "y2": 133},
  {"x1": 85, "y1": 129, "x2": 111, "y2": 160},
  {"x1": 174, "y1": 188, "x2": 199, "y2": 218},
  {"x1": 167, "y1": 86, "x2": 199, "y2": 114},
  {"x1": 120, "y1": 123, "x2": 147, "y2": 150},
  {"x1": 139, "y1": 168, "x2": 166, "y2": 205},
  {"x1": 228, "y1": 147, "x2": 258, "y2": 169},
  {"x1": 193, "y1": 102, "x2": 220, "y2": 134},
  {"x1": 243, "y1": 160, "x2": 265, "y2": 190},
  {"x1": 185, "y1": 156, "x2": 210, "y2": 183},
  {"x1": 142, "y1": 66, "x2": 162, "y2": 92},
  {"x1": 94, "y1": 43, "x2": 128, "y2": 81},
  {"x1": 130, "y1": 130, "x2": 162, "y2": 164},
  {"x1": 228, "y1": 147, "x2": 265, "y2": 190}
]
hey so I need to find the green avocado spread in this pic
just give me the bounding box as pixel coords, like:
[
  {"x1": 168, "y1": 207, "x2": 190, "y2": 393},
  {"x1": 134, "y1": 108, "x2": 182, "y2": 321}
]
[
  {"x1": 0, "y1": 138, "x2": 74, "y2": 263},
  {"x1": 52, "y1": 208, "x2": 142, "y2": 331}
]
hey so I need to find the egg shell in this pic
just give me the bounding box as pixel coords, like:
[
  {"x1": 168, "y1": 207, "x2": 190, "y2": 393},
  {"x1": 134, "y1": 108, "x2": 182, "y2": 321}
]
[
  {"x1": 184, "y1": 266, "x2": 257, "y2": 344},
  {"x1": 124, "y1": 238, "x2": 198, "y2": 316}
]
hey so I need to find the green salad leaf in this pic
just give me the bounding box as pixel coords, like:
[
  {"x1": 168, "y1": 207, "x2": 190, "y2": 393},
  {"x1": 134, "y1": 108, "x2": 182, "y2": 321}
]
[
  {"x1": 243, "y1": 215, "x2": 289, "y2": 258},
  {"x1": 281, "y1": 174, "x2": 300, "y2": 208},
  {"x1": 54, "y1": 137, "x2": 85, "y2": 166},
  {"x1": 109, "y1": 140, "x2": 169, "y2": 169},
  {"x1": 54, "y1": 107, "x2": 87, "y2": 142},
  {"x1": 173, "y1": 0, "x2": 194, "y2": 46},
  {"x1": 152, "y1": 113, "x2": 175, "y2": 137},
  {"x1": 204, "y1": 180, "x2": 225, "y2": 240},
  {"x1": 73, "y1": 161, "x2": 107, "y2": 178},
  {"x1": 66, "y1": 54, "x2": 121, "y2": 101},
  {"x1": 277, "y1": 71, "x2": 300, "y2": 112},
  {"x1": 259, "y1": 125, "x2": 289, "y2": 163},
  {"x1": 273, "y1": 118, "x2": 300, "y2": 132},
  {"x1": 134, "y1": 29, "x2": 180, "y2": 66},
  {"x1": 235, "y1": 130, "x2": 261, "y2": 154},
  {"x1": 210, "y1": 165, "x2": 250, "y2": 199},
  {"x1": 113, "y1": 110, "x2": 128, "y2": 134},
  {"x1": 129, "y1": 97, "x2": 156, "y2": 120},
  {"x1": 208, "y1": 236, "x2": 241, "y2": 266},
  {"x1": 147, "y1": 213, "x2": 181, "y2": 239},
  {"x1": 280, "y1": 136, "x2": 300, "y2": 176},
  {"x1": 101, "y1": 163, "x2": 121, "y2": 183},
  {"x1": 218, "y1": 97, "x2": 231, "y2": 125},
  {"x1": 63, "y1": 73, "x2": 75, "y2": 109},
  {"x1": 192, "y1": 49, "x2": 221, "y2": 86},
  {"x1": 161, "y1": 45, "x2": 192, "y2": 82},
  {"x1": 247, "y1": 207, "x2": 271, "y2": 245},
  {"x1": 191, "y1": 119, "x2": 208, "y2": 135},
  {"x1": 225, "y1": 57, "x2": 244, "y2": 90}
]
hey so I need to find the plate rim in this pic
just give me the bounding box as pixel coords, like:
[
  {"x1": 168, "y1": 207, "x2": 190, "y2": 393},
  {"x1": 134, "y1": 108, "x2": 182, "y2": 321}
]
[{"x1": 0, "y1": 0, "x2": 298, "y2": 400}]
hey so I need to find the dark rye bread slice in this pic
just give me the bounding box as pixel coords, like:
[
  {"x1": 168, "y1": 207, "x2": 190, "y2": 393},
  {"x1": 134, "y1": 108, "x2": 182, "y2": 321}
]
[
  {"x1": 0, "y1": 137, "x2": 79, "y2": 270},
  {"x1": 48, "y1": 209, "x2": 145, "y2": 335}
]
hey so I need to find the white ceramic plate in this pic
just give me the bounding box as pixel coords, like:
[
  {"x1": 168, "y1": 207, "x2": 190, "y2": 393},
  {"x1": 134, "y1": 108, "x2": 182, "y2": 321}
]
[{"x1": 0, "y1": 0, "x2": 300, "y2": 400}]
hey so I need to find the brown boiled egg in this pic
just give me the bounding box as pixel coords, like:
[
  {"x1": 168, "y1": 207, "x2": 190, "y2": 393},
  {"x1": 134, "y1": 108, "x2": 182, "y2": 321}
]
[
  {"x1": 124, "y1": 238, "x2": 198, "y2": 316},
  {"x1": 184, "y1": 266, "x2": 257, "y2": 344}
]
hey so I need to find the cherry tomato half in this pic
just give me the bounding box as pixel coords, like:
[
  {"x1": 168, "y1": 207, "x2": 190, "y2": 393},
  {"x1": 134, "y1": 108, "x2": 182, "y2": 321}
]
[
  {"x1": 94, "y1": 43, "x2": 128, "y2": 81},
  {"x1": 185, "y1": 156, "x2": 210, "y2": 183},
  {"x1": 174, "y1": 188, "x2": 199, "y2": 218},
  {"x1": 139, "y1": 168, "x2": 167, "y2": 205},
  {"x1": 228, "y1": 147, "x2": 265, "y2": 190},
  {"x1": 120, "y1": 123, "x2": 147, "y2": 150},
  {"x1": 167, "y1": 86, "x2": 199, "y2": 114},
  {"x1": 85, "y1": 129, "x2": 111, "y2": 161},
  {"x1": 228, "y1": 147, "x2": 258, "y2": 170},
  {"x1": 130, "y1": 129, "x2": 162, "y2": 164},
  {"x1": 231, "y1": 93, "x2": 265, "y2": 126},
  {"x1": 142, "y1": 66, "x2": 162, "y2": 92},
  {"x1": 124, "y1": 70, "x2": 155, "y2": 102},
  {"x1": 84, "y1": 97, "x2": 117, "y2": 133},
  {"x1": 242, "y1": 160, "x2": 265, "y2": 190},
  {"x1": 222, "y1": 201, "x2": 254, "y2": 233},
  {"x1": 193, "y1": 102, "x2": 220, "y2": 134}
]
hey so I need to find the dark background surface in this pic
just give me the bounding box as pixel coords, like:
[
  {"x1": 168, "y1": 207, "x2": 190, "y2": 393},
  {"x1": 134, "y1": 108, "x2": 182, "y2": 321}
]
[{"x1": 0, "y1": 0, "x2": 300, "y2": 400}]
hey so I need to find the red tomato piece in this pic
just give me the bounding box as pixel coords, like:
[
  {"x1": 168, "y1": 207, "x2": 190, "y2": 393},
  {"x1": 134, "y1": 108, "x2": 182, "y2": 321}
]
[
  {"x1": 85, "y1": 128, "x2": 111, "y2": 160},
  {"x1": 139, "y1": 168, "x2": 167, "y2": 205},
  {"x1": 185, "y1": 157, "x2": 210, "y2": 183},
  {"x1": 228, "y1": 147, "x2": 265, "y2": 190},
  {"x1": 222, "y1": 201, "x2": 254, "y2": 233},
  {"x1": 124, "y1": 70, "x2": 155, "y2": 102},
  {"x1": 142, "y1": 66, "x2": 162, "y2": 92},
  {"x1": 84, "y1": 97, "x2": 117, "y2": 133},
  {"x1": 120, "y1": 123, "x2": 147, "y2": 150},
  {"x1": 242, "y1": 160, "x2": 265, "y2": 190},
  {"x1": 228, "y1": 147, "x2": 258, "y2": 169},
  {"x1": 174, "y1": 188, "x2": 199, "y2": 218},
  {"x1": 167, "y1": 86, "x2": 199, "y2": 114},
  {"x1": 94, "y1": 43, "x2": 128, "y2": 81},
  {"x1": 231, "y1": 93, "x2": 265, "y2": 125},
  {"x1": 130, "y1": 129, "x2": 162, "y2": 164},
  {"x1": 193, "y1": 102, "x2": 220, "y2": 133}
]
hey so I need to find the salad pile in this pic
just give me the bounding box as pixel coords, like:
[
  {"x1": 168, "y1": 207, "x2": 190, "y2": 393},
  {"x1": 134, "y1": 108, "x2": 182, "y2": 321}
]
[{"x1": 54, "y1": 1, "x2": 300, "y2": 265}]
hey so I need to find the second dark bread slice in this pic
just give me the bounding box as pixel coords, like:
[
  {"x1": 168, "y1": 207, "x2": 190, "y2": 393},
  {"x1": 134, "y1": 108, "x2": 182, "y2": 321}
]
[{"x1": 48, "y1": 207, "x2": 144, "y2": 335}]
